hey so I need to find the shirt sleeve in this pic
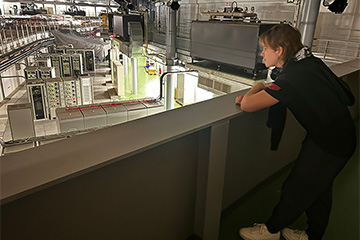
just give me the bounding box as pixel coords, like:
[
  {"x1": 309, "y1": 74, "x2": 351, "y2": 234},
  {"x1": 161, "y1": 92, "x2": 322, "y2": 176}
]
[{"x1": 264, "y1": 77, "x2": 293, "y2": 106}]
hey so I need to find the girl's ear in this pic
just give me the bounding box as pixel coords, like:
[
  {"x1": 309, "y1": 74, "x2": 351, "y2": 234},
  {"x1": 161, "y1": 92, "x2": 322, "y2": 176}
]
[{"x1": 276, "y1": 46, "x2": 284, "y2": 57}]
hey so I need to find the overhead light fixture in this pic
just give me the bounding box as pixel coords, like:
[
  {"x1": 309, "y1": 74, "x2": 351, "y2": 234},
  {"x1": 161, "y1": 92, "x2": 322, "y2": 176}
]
[{"x1": 323, "y1": 0, "x2": 348, "y2": 14}]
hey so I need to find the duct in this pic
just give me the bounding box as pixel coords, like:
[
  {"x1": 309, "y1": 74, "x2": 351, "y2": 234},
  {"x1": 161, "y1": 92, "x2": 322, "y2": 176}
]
[
  {"x1": 298, "y1": 0, "x2": 321, "y2": 48},
  {"x1": 157, "y1": 70, "x2": 198, "y2": 110},
  {"x1": 51, "y1": 29, "x2": 107, "y2": 60},
  {"x1": 166, "y1": 6, "x2": 177, "y2": 66}
]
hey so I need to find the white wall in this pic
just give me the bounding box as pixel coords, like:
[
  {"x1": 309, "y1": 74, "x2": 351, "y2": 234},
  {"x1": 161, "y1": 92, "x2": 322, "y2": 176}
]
[{"x1": 0, "y1": 60, "x2": 26, "y2": 99}]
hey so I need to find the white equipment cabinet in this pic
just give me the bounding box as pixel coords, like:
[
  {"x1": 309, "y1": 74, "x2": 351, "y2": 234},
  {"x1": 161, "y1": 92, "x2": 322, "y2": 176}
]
[
  {"x1": 56, "y1": 108, "x2": 84, "y2": 132},
  {"x1": 80, "y1": 106, "x2": 107, "y2": 129},
  {"x1": 79, "y1": 74, "x2": 94, "y2": 105},
  {"x1": 7, "y1": 103, "x2": 36, "y2": 140},
  {"x1": 113, "y1": 60, "x2": 125, "y2": 98},
  {"x1": 102, "y1": 104, "x2": 128, "y2": 125}
]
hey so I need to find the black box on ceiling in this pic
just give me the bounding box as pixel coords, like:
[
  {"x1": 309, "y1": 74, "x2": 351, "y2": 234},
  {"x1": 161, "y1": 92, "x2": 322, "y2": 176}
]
[{"x1": 113, "y1": 14, "x2": 144, "y2": 42}]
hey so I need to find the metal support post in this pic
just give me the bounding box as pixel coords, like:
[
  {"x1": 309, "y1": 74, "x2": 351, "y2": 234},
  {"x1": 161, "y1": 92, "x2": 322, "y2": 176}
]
[
  {"x1": 35, "y1": 22, "x2": 39, "y2": 40},
  {"x1": 298, "y1": 0, "x2": 321, "y2": 48},
  {"x1": 0, "y1": 75, "x2": 6, "y2": 100},
  {"x1": 131, "y1": 58, "x2": 138, "y2": 94},
  {"x1": 123, "y1": 55, "x2": 128, "y2": 75},
  {"x1": 164, "y1": 4, "x2": 179, "y2": 110},
  {"x1": 165, "y1": 66, "x2": 176, "y2": 110},
  {"x1": 20, "y1": 24, "x2": 25, "y2": 45},
  {"x1": 30, "y1": 24, "x2": 34, "y2": 41},
  {"x1": 26, "y1": 24, "x2": 30, "y2": 44},
  {"x1": 9, "y1": 26, "x2": 15, "y2": 50},
  {"x1": 3, "y1": 30, "x2": 8, "y2": 53},
  {"x1": 0, "y1": 30, "x2": 4, "y2": 54},
  {"x1": 15, "y1": 24, "x2": 21, "y2": 48}
]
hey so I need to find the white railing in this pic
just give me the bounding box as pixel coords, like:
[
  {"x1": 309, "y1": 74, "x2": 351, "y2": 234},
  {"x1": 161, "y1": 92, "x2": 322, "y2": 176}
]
[
  {"x1": 0, "y1": 17, "x2": 59, "y2": 55},
  {"x1": 313, "y1": 38, "x2": 360, "y2": 62}
]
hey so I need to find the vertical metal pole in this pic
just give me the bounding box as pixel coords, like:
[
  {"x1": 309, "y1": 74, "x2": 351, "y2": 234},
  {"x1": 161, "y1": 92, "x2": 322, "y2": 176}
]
[
  {"x1": 0, "y1": 75, "x2": 6, "y2": 100},
  {"x1": 35, "y1": 21, "x2": 39, "y2": 40},
  {"x1": 165, "y1": 65, "x2": 175, "y2": 110},
  {"x1": 131, "y1": 57, "x2": 137, "y2": 94},
  {"x1": 166, "y1": 7, "x2": 177, "y2": 65},
  {"x1": 9, "y1": 26, "x2": 15, "y2": 50},
  {"x1": 124, "y1": 54, "x2": 128, "y2": 75},
  {"x1": 3, "y1": 30, "x2": 8, "y2": 53},
  {"x1": 298, "y1": 0, "x2": 321, "y2": 48},
  {"x1": 26, "y1": 23, "x2": 30, "y2": 44},
  {"x1": 324, "y1": 40, "x2": 329, "y2": 59},
  {"x1": 0, "y1": 30, "x2": 4, "y2": 54},
  {"x1": 15, "y1": 24, "x2": 21, "y2": 48},
  {"x1": 165, "y1": 5, "x2": 178, "y2": 110},
  {"x1": 21, "y1": 24, "x2": 25, "y2": 45},
  {"x1": 30, "y1": 23, "x2": 34, "y2": 41}
]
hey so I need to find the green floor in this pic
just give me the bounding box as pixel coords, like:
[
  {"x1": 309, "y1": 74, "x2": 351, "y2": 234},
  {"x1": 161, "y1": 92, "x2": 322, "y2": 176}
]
[
  {"x1": 121, "y1": 57, "x2": 183, "y2": 108},
  {"x1": 122, "y1": 57, "x2": 160, "y2": 101},
  {"x1": 219, "y1": 118, "x2": 359, "y2": 240}
]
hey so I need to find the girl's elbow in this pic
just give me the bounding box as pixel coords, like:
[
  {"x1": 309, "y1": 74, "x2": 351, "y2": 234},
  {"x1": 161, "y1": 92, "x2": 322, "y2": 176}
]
[{"x1": 240, "y1": 103, "x2": 256, "y2": 112}]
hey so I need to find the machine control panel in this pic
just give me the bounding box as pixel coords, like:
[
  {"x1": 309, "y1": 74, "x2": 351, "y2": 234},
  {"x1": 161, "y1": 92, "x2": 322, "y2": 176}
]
[
  {"x1": 61, "y1": 55, "x2": 72, "y2": 77},
  {"x1": 62, "y1": 77, "x2": 81, "y2": 106}
]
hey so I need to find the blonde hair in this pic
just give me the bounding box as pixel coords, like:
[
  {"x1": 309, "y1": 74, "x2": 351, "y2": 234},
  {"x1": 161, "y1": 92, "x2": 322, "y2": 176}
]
[{"x1": 259, "y1": 24, "x2": 304, "y2": 64}]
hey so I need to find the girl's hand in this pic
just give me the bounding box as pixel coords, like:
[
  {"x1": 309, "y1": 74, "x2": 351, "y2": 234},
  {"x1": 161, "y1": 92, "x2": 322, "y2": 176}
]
[{"x1": 235, "y1": 95, "x2": 244, "y2": 105}]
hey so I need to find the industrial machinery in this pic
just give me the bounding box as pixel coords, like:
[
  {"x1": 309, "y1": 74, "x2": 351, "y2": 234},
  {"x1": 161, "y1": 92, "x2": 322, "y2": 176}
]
[
  {"x1": 84, "y1": 49, "x2": 95, "y2": 72},
  {"x1": 24, "y1": 66, "x2": 39, "y2": 80},
  {"x1": 55, "y1": 45, "x2": 73, "y2": 54},
  {"x1": 112, "y1": 60, "x2": 125, "y2": 98},
  {"x1": 45, "y1": 78, "x2": 64, "y2": 119},
  {"x1": 7, "y1": 103, "x2": 36, "y2": 140},
  {"x1": 27, "y1": 80, "x2": 48, "y2": 120},
  {"x1": 39, "y1": 67, "x2": 55, "y2": 79},
  {"x1": 62, "y1": 76, "x2": 82, "y2": 106},
  {"x1": 190, "y1": 21, "x2": 277, "y2": 77},
  {"x1": 71, "y1": 53, "x2": 83, "y2": 76},
  {"x1": 80, "y1": 106, "x2": 107, "y2": 129},
  {"x1": 61, "y1": 54, "x2": 73, "y2": 77},
  {"x1": 50, "y1": 54, "x2": 62, "y2": 78},
  {"x1": 110, "y1": 47, "x2": 120, "y2": 85},
  {"x1": 113, "y1": 14, "x2": 144, "y2": 42},
  {"x1": 37, "y1": 54, "x2": 52, "y2": 68},
  {"x1": 56, "y1": 108, "x2": 84, "y2": 132},
  {"x1": 66, "y1": 49, "x2": 96, "y2": 73},
  {"x1": 79, "y1": 74, "x2": 94, "y2": 105}
]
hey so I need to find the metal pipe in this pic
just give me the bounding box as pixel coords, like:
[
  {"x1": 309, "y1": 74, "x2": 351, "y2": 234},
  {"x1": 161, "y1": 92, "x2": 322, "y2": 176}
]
[
  {"x1": 9, "y1": 26, "x2": 15, "y2": 50},
  {"x1": 21, "y1": 24, "x2": 25, "y2": 45},
  {"x1": 298, "y1": 0, "x2": 321, "y2": 48},
  {"x1": 166, "y1": 66, "x2": 175, "y2": 110},
  {"x1": 3, "y1": 30, "x2": 8, "y2": 53},
  {"x1": 131, "y1": 57, "x2": 137, "y2": 94},
  {"x1": 157, "y1": 70, "x2": 198, "y2": 110},
  {"x1": 26, "y1": 23, "x2": 30, "y2": 44},
  {"x1": 0, "y1": 30, "x2": 4, "y2": 54},
  {"x1": 15, "y1": 24, "x2": 21, "y2": 48},
  {"x1": 166, "y1": 6, "x2": 177, "y2": 65}
]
